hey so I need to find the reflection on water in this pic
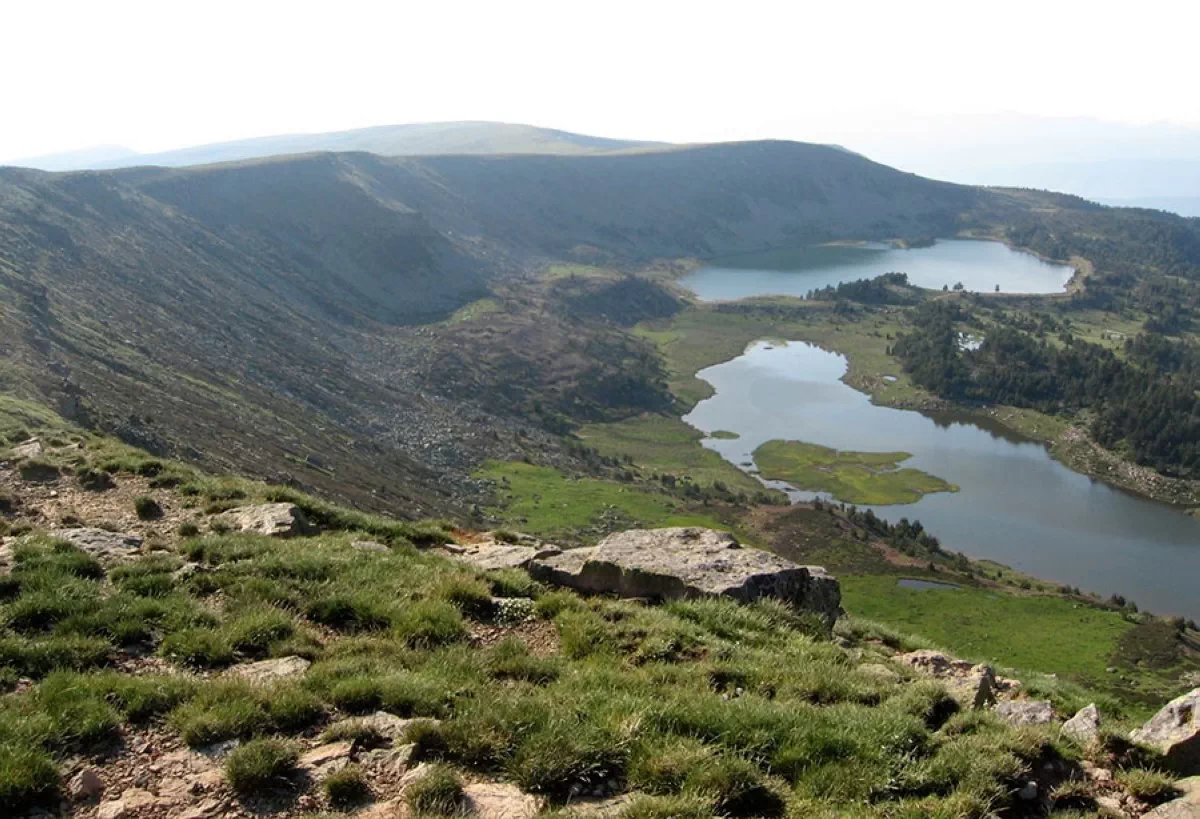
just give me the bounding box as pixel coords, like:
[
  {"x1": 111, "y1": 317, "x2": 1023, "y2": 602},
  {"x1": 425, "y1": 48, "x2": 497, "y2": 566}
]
[
  {"x1": 680, "y1": 239, "x2": 1074, "y2": 299},
  {"x1": 683, "y1": 340, "x2": 1200, "y2": 618}
]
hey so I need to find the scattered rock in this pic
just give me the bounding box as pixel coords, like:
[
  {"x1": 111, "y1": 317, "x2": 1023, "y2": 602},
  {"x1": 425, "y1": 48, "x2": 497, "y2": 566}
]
[
  {"x1": 527, "y1": 527, "x2": 841, "y2": 621},
  {"x1": 214, "y1": 503, "x2": 311, "y2": 537},
  {"x1": 463, "y1": 782, "x2": 542, "y2": 818},
  {"x1": 897, "y1": 650, "x2": 998, "y2": 708},
  {"x1": 1016, "y1": 780, "x2": 1038, "y2": 801},
  {"x1": 352, "y1": 540, "x2": 390, "y2": 552},
  {"x1": 1132, "y1": 688, "x2": 1200, "y2": 774},
  {"x1": 11, "y1": 439, "x2": 44, "y2": 460},
  {"x1": 455, "y1": 542, "x2": 562, "y2": 570},
  {"x1": 174, "y1": 798, "x2": 229, "y2": 819},
  {"x1": 346, "y1": 710, "x2": 440, "y2": 742},
  {"x1": 49, "y1": 527, "x2": 142, "y2": 562},
  {"x1": 398, "y1": 762, "x2": 437, "y2": 791},
  {"x1": 995, "y1": 700, "x2": 1055, "y2": 726},
  {"x1": 299, "y1": 740, "x2": 353, "y2": 774},
  {"x1": 225, "y1": 655, "x2": 311, "y2": 683},
  {"x1": 362, "y1": 743, "x2": 416, "y2": 776},
  {"x1": 68, "y1": 767, "x2": 105, "y2": 800},
  {"x1": 97, "y1": 788, "x2": 157, "y2": 819},
  {"x1": 1062, "y1": 703, "x2": 1102, "y2": 745}
]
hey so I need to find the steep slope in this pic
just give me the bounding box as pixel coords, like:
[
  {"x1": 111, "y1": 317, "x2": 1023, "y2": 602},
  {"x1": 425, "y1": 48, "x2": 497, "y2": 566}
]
[
  {"x1": 8, "y1": 139, "x2": 1194, "y2": 518},
  {"x1": 10, "y1": 122, "x2": 665, "y2": 171}
]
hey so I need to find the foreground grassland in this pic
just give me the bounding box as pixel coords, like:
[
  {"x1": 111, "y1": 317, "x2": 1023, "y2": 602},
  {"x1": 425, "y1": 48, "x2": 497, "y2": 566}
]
[
  {"x1": 0, "y1": 519, "x2": 1154, "y2": 818},
  {"x1": 753, "y1": 440, "x2": 959, "y2": 505},
  {"x1": 475, "y1": 461, "x2": 731, "y2": 543}
]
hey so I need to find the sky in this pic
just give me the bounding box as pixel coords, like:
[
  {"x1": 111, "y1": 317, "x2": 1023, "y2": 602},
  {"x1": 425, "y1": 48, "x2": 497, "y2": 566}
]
[{"x1": 4, "y1": 0, "x2": 1200, "y2": 165}]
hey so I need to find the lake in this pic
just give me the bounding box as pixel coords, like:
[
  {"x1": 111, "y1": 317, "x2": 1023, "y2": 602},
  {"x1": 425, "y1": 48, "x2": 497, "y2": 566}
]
[
  {"x1": 680, "y1": 239, "x2": 1074, "y2": 299},
  {"x1": 683, "y1": 340, "x2": 1200, "y2": 619}
]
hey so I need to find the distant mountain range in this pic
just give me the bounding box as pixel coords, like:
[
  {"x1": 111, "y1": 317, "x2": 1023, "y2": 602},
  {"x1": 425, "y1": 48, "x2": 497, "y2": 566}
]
[{"x1": 7, "y1": 122, "x2": 666, "y2": 171}]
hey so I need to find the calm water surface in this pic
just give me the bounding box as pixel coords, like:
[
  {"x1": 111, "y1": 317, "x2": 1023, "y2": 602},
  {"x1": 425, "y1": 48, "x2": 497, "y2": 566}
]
[
  {"x1": 683, "y1": 341, "x2": 1200, "y2": 618},
  {"x1": 680, "y1": 239, "x2": 1074, "y2": 299}
]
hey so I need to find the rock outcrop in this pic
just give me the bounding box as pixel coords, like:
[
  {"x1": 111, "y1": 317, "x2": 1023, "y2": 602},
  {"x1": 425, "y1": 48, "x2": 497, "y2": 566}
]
[
  {"x1": 1132, "y1": 688, "x2": 1200, "y2": 774},
  {"x1": 1145, "y1": 777, "x2": 1200, "y2": 818},
  {"x1": 225, "y1": 656, "x2": 311, "y2": 684},
  {"x1": 994, "y1": 699, "x2": 1055, "y2": 726},
  {"x1": 1062, "y1": 703, "x2": 1102, "y2": 745},
  {"x1": 527, "y1": 527, "x2": 841, "y2": 621},
  {"x1": 10, "y1": 439, "x2": 44, "y2": 460},
  {"x1": 49, "y1": 528, "x2": 143, "y2": 563},
  {"x1": 896, "y1": 649, "x2": 1008, "y2": 709},
  {"x1": 214, "y1": 503, "x2": 311, "y2": 537}
]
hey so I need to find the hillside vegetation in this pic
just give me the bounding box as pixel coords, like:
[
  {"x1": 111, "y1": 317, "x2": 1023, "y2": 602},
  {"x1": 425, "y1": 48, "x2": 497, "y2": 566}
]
[{"x1": 0, "y1": 426, "x2": 1189, "y2": 818}]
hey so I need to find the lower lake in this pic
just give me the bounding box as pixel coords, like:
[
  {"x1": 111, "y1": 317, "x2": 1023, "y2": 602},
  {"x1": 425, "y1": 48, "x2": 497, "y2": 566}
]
[
  {"x1": 679, "y1": 239, "x2": 1074, "y2": 299},
  {"x1": 683, "y1": 340, "x2": 1200, "y2": 619}
]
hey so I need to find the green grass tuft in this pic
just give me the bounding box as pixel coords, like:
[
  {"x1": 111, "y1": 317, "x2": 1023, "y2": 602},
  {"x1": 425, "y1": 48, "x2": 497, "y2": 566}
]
[{"x1": 224, "y1": 738, "x2": 298, "y2": 795}]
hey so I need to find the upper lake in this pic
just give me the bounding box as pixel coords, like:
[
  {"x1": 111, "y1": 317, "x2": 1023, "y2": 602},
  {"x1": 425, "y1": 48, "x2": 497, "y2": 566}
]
[
  {"x1": 680, "y1": 239, "x2": 1075, "y2": 299},
  {"x1": 684, "y1": 341, "x2": 1200, "y2": 619}
]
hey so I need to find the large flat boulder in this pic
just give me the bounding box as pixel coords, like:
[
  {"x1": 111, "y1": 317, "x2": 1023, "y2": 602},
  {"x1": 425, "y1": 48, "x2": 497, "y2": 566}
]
[
  {"x1": 214, "y1": 503, "x2": 310, "y2": 537},
  {"x1": 1132, "y1": 688, "x2": 1200, "y2": 774},
  {"x1": 49, "y1": 528, "x2": 143, "y2": 563},
  {"x1": 527, "y1": 527, "x2": 841, "y2": 622}
]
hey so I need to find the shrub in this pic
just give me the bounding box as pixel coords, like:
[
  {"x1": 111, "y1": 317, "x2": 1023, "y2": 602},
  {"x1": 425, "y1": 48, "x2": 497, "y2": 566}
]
[
  {"x1": 485, "y1": 638, "x2": 560, "y2": 685},
  {"x1": 306, "y1": 595, "x2": 391, "y2": 633},
  {"x1": 394, "y1": 601, "x2": 465, "y2": 649},
  {"x1": 322, "y1": 764, "x2": 370, "y2": 808},
  {"x1": 159, "y1": 628, "x2": 235, "y2": 668},
  {"x1": 224, "y1": 607, "x2": 295, "y2": 658},
  {"x1": 683, "y1": 754, "x2": 784, "y2": 817},
  {"x1": 404, "y1": 764, "x2": 465, "y2": 816},
  {"x1": 133, "y1": 496, "x2": 163, "y2": 521},
  {"x1": 177, "y1": 522, "x2": 200, "y2": 537},
  {"x1": 0, "y1": 745, "x2": 59, "y2": 812},
  {"x1": 170, "y1": 683, "x2": 272, "y2": 745},
  {"x1": 224, "y1": 739, "x2": 297, "y2": 795},
  {"x1": 433, "y1": 575, "x2": 495, "y2": 620},
  {"x1": 75, "y1": 467, "x2": 114, "y2": 492},
  {"x1": 265, "y1": 684, "x2": 324, "y2": 732},
  {"x1": 618, "y1": 793, "x2": 714, "y2": 819},
  {"x1": 485, "y1": 568, "x2": 543, "y2": 599},
  {"x1": 320, "y1": 719, "x2": 385, "y2": 747},
  {"x1": 1115, "y1": 768, "x2": 1179, "y2": 803}
]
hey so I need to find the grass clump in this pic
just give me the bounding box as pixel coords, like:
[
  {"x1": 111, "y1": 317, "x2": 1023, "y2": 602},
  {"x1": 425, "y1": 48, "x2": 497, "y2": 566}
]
[
  {"x1": 0, "y1": 745, "x2": 59, "y2": 812},
  {"x1": 404, "y1": 763, "x2": 466, "y2": 816},
  {"x1": 394, "y1": 601, "x2": 466, "y2": 649},
  {"x1": 133, "y1": 495, "x2": 163, "y2": 520},
  {"x1": 224, "y1": 738, "x2": 298, "y2": 795},
  {"x1": 322, "y1": 764, "x2": 371, "y2": 807},
  {"x1": 1115, "y1": 768, "x2": 1179, "y2": 802},
  {"x1": 177, "y1": 522, "x2": 200, "y2": 537}
]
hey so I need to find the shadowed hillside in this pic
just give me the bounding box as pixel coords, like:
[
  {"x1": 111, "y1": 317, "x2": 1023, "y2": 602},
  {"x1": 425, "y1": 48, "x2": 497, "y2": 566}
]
[{"x1": 3, "y1": 140, "x2": 1198, "y2": 516}]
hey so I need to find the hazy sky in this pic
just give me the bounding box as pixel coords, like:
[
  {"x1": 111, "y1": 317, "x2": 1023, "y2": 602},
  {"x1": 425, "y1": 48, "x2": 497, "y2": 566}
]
[{"x1": 4, "y1": 0, "x2": 1200, "y2": 163}]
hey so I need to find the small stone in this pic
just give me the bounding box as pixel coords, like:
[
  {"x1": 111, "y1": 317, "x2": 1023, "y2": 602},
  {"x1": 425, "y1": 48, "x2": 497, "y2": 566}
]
[
  {"x1": 299, "y1": 740, "x2": 353, "y2": 773},
  {"x1": 1096, "y1": 795, "x2": 1123, "y2": 813},
  {"x1": 68, "y1": 768, "x2": 104, "y2": 800},
  {"x1": 1090, "y1": 767, "x2": 1113, "y2": 782},
  {"x1": 1017, "y1": 781, "x2": 1038, "y2": 801},
  {"x1": 352, "y1": 540, "x2": 390, "y2": 552},
  {"x1": 11, "y1": 439, "x2": 44, "y2": 460},
  {"x1": 1062, "y1": 703, "x2": 1102, "y2": 745},
  {"x1": 214, "y1": 503, "x2": 311, "y2": 537},
  {"x1": 462, "y1": 782, "x2": 542, "y2": 818},
  {"x1": 225, "y1": 655, "x2": 310, "y2": 684},
  {"x1": 994, "y1": 699, "x2": 1055, "y2": 726}
]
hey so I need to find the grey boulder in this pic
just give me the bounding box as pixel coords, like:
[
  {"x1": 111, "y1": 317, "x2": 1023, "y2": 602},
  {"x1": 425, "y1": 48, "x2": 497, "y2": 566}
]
[
  {"x1": 994, "y1": 699, "x2": 1055, "y2": 726},
  {"x1": 1133, "y1": 688, "x2": 1200, "y2": 774},
  {"x1": 527, "y1": 527, "x2": 841, "y2": 622},
  {"x1": 215, "y1": 503, "x2": 311, "y2": 537},
  {"x1": 49, "y1": 528, "x2": 143, "y2": 562},
  {"x1": 1061, "y1": 703, "x2": 1101, "y2": 745}
]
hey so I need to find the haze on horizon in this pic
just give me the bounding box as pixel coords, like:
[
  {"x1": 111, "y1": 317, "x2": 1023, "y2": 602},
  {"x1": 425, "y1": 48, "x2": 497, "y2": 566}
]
[{"x1": 6, "y1": 0, "x2": 1200, "y2": 209}]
